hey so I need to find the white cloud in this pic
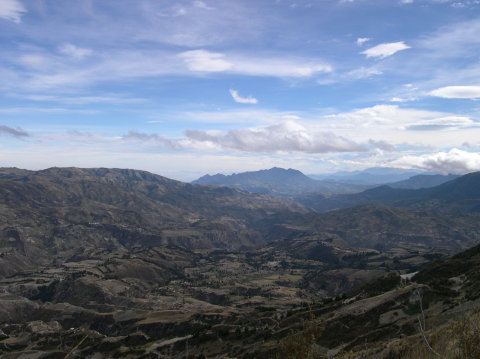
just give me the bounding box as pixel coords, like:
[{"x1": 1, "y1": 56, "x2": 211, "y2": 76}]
[
  {"x1": 19, "y1": 54, "x2": 51, "y2": 70},
  {"x1": 181, "y1": 120, "x2": 366, "y2": 153},
  {"x1": 178, "y1": 49, "x2": 332, "y2": 77},
  {"x1": 418, "y1": 18, "x2": 480, "y2": 59},
  {"x1": 180, "y1": 109, "x2": 301, "y2": 124},
  {"x1": 368, "y1": 139, "x2": 396, "y2": 151},
  {"x1": 59, "y1": 44, "x2": 93, "y2": 60},
  {"x1": 345, "y1": 66, "x2": 382, "y2": 79},
  {"x1": 193, "y1": 1, "x2": 215, "y2": 10},
  {"x1": 429, "y1": 86, "x2": 480, "y2": 99},
  {"x1": 233, "y1": 57, "x2": 332, "y2": 77},
  {"x1": 0, "y1": 125, "x2": 29, "y2": 138},
  {"x1": 122, "y1": 131, "x2": 178, "y2": 148},
  {"x1": 393, "y1": 148, "x2": 480, "y2": 174},
  {"x1": 356, "y1": 37, "x2": 370, "y2": 46},
  {"x1": 229, "y1": 89, "x2": 258, "y2": 104},
  {"x1": 0, "y1": 0, "x2": 25, "y2": 23},
  {"x1": 361, "y1": 41, "x2": 411, "y2": 59},
  {"x1": 390, "y1": 97, "x2": 408, "y2": 102},
  {"x1": 324, "y1": 105, "x2": 445, "y2": 129},
  {"x1": 405, "y1": 116, "x2": 475, "y2": 131},
  {"x1": 178, "y1": 50, "x2": 233, "y2": 72},
  {"x1": 20, "y1": 94, "x2": 147, "y2": 105}
]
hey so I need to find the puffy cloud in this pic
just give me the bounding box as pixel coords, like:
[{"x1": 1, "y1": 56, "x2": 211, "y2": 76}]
[
  {"x1": 182, "y1": 120, "x2": 366, "y2": 153},
  {"x1": 405, "y1": 116, "x2": 475, "y2": 131},
  {"x1": 229, "y1": 89, "x2": 258, "y2": 104},
  {"x1": 59, "y1": 44, "x2": 93, "y2": 60},
  {"x1": 0, "y1": 0, "x2": 25, "y2": 23},
  {"x1": 393, "y1": 148, "x2": 480, "y2": 174},
  {"x1": 429, "y1": 86, "x2": 480, "y2": 99},
  {"x1": 0, "y1": 125, "x2": 29, "y2": 138},
  {"x1": 361, "y1": 41, "x2": 411, "y2": 59}
]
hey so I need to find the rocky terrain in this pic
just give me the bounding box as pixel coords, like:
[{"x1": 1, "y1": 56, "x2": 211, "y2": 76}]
[{"x1": 1, "y1": 167, "x2": 480, "y2": 358}]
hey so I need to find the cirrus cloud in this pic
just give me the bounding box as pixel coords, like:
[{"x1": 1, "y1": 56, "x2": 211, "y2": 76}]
[
  {"x1": 0, "y1": 0, "x2": 25, "y2": 23},
  {"x1": 0, "y1": 125, "x2": 29, "y2": 138},
  {"x1": 178, "y1": 49, "x2": 332, "y2": 77}
]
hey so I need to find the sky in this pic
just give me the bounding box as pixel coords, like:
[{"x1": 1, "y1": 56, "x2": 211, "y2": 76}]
[{"x1": 1, "y1": 0, "x2": 480, "y2": 181}]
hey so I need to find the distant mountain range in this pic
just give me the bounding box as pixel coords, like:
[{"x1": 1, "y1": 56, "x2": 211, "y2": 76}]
[
  {"x1": 192, "y1": 167, "x2": 458, "y2": 198},
  {"x1": 297, "y1": 171, "x2": 480, "y2": 213},
  {"x1": 388, "y1": 173, "x2": 460, "y2": 189},
  {"x1": 309, "y1": 167, "x2": 423, "y2": 185},
  {"x1": 192, "y1": 167, "x2": 367, "y2": 197}
]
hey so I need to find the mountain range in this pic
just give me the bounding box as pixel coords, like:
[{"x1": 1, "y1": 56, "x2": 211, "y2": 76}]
[
  {"x1": 310, "y1": 166, "x2": 423, "y2": 185},
  {"x1": 193, "y1": 167, "x2": 368, "y2": 198},
  {"x1": 298, "y1": 171, "x2": 480, "y2": 213},
  {"x1": 193, "y1": 167, "x2": 458, "y2": 199},
  {"x1": 1, "y1": 166, "x2": 480, "y2": 358}
]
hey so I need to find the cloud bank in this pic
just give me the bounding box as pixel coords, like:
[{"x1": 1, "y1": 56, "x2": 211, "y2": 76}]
[
  {"x1": 182, "y1": 120, "x2": 366, "y2": 153},
  {"x1": 393, "y1": 148, "x2": 480, "y2": 174}
]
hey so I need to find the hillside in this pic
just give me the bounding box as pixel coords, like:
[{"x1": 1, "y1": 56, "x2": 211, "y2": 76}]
[{"x1": 0, "y1": 167, "x2": 311, "y2": 277}]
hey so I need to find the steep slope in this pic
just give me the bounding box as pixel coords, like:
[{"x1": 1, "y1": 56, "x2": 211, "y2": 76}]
[{"x1": 193, "y1": 167, "x2": 366, "y2": 198}]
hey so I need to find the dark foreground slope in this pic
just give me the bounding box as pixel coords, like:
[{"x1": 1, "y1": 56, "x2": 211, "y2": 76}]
[{"x1": 271, "y1": 243, "x2": 480, "y2": 359}]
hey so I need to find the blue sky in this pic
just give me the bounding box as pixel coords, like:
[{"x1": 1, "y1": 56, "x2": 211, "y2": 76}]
[{"x1": 1, "y1": 0, "x2": 480, "y2": 180}]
